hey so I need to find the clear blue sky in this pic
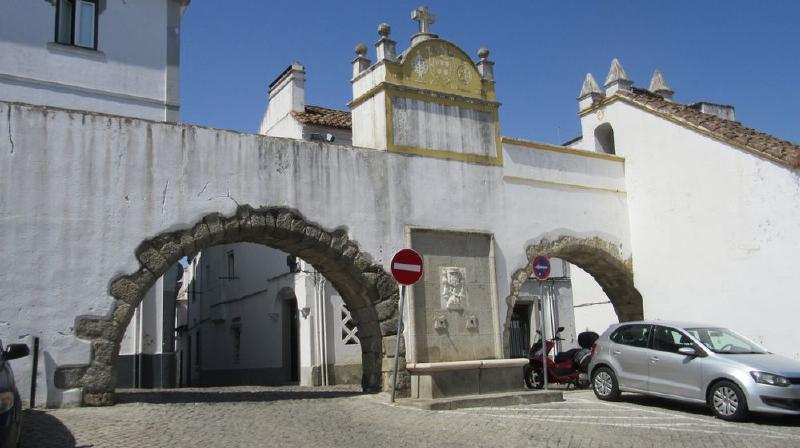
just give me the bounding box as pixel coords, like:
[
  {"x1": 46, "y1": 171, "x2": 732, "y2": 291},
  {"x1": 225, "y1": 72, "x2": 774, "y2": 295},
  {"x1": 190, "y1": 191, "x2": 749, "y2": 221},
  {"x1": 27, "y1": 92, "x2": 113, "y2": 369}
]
[{"x1": 180, "y1": 1, "x2": 800, "y2": 145}]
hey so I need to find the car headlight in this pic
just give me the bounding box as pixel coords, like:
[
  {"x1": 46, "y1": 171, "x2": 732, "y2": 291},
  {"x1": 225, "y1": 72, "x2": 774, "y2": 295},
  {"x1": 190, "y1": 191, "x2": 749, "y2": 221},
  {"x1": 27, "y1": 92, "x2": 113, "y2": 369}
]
[
  {"x1": 751, "y1": 371, "x2": 791, "y2": 387},
  {"x1": 0, "y1": 392, "x2": 14, "y2": 413}
]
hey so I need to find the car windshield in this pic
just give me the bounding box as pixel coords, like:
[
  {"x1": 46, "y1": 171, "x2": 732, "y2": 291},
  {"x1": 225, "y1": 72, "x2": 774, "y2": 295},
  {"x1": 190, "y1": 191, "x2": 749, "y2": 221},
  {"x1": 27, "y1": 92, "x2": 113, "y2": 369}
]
[{"x1": 685, "y1": 327, "x2": 768, "y2": 354}]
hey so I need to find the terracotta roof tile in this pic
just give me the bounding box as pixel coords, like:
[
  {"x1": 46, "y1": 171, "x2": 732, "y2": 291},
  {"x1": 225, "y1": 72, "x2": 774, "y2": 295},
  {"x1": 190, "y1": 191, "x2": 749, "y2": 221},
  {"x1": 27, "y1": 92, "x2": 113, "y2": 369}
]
[
  {"x1": 618, "y1": 89, "x2": 800, "y2": 169},
  {"x1": 291, "y1": 105, "x2": 352, "y2": 130}
]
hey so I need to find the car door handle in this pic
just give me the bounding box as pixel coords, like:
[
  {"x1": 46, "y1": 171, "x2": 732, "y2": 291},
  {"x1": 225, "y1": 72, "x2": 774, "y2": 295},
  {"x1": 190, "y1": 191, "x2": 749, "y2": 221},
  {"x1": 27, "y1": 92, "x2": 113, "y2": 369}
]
[
  {"x1": 650, "y1": 356, "x2": 659, "y2": 363},
  {"x1": 612, "y1": 350, "x2": 622, "y2": 356}
]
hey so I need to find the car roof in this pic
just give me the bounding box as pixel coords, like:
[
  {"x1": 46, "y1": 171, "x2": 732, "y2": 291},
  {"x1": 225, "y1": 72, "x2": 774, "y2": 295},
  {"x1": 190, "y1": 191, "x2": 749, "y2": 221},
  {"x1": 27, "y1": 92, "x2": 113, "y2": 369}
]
[{"x1": 609, "y1": 320, "x2": 720, "y2": 330}]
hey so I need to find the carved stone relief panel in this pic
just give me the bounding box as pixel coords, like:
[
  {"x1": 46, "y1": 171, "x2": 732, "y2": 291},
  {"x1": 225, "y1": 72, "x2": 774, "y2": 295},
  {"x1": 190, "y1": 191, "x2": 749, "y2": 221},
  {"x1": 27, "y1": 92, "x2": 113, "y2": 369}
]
[{"x1": 440, "y1": 266, "x2": 467, "y2": 311}]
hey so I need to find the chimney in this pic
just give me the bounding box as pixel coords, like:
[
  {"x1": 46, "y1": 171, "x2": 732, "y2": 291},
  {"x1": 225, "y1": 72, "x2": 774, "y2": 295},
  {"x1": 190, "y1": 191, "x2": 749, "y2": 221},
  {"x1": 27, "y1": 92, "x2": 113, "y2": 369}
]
[
  {"x1": 259, "y1": 63, "x2": 306, "y2": 135},
  {"x1": 648, "y1": 69, "x2": 674, "y2": 102},
  {"x1": 689, "y1": 102, "x2": 736, "y2": 121},
  {"x1": 578, "y1": 73, "x2": 604, "y2": 111},
  {"x1": 604, "y1": 58, "x2": 633, "y2": 95}
]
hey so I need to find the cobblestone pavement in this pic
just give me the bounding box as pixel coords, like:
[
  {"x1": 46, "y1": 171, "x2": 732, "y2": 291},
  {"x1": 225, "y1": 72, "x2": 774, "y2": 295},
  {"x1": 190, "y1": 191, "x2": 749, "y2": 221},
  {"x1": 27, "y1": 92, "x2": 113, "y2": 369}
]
[{"x1": 20, "y1": 386, "x2": 800, "y2": 447}]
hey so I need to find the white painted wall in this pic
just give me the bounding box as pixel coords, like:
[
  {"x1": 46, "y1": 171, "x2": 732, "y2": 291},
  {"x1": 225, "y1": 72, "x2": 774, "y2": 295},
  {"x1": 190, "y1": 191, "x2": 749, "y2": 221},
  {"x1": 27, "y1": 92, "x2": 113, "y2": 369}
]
[
  {"x1": 0, "y1": 0, "x2": 183, "y2": 121},
  {"x1": 0, "y1": 101, "x2": 631, "y2": 406},
  {"x1": 580, "y1": 98, "x2": 800, "y2": 359},
  {"x1": 571, "y1": 264, "x2": 617, "y2": 334}
]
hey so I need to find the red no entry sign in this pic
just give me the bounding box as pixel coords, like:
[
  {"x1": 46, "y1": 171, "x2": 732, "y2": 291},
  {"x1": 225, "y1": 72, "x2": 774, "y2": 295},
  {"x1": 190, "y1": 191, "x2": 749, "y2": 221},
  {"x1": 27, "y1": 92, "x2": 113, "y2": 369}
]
[
  {"x1": 531, "y1": 255, "x2": 551, "y2": 280},
  {"x1": 391, "y1": 249, "x2": 424, "y2": 285}
]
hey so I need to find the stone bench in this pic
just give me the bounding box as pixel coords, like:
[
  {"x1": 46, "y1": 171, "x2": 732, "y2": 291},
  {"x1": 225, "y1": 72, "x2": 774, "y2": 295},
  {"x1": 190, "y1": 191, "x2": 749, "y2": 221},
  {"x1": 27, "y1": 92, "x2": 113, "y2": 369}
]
[{"x1": 406, "y1": 358, "x2": 529, "y2": 399}]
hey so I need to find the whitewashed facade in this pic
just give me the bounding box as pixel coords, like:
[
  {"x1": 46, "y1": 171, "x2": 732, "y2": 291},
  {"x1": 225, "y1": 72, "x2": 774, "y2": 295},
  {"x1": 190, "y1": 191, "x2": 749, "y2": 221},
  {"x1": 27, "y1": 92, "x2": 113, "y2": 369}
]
[
  {"x1": 0, "y1": 5, "x2": 797, "y2": 407},
  {"x1": 0, "y1": 0, "x2": 187, "y2": 121}
]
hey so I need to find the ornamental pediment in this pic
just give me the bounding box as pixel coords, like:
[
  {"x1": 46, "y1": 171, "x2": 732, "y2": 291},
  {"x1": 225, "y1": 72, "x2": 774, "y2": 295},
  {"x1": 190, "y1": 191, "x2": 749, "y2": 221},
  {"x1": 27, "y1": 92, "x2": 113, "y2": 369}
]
[{"x1": 388, "y1": 40, "x2": 494, "y2": 101}]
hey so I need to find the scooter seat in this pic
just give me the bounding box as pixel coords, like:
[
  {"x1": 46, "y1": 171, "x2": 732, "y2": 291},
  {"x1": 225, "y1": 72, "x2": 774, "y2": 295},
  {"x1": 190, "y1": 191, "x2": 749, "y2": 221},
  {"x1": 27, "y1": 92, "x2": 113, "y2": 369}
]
[{"x1": 554, "y1": 349, "x2": 579, "y2": 363}]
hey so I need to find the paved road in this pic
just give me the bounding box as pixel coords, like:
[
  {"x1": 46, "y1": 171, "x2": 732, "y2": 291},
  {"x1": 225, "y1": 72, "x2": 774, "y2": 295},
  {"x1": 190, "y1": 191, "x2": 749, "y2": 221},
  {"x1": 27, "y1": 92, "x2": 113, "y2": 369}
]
[{"x1": 20, "y1": 386, "x2": 800, "y2": 447}]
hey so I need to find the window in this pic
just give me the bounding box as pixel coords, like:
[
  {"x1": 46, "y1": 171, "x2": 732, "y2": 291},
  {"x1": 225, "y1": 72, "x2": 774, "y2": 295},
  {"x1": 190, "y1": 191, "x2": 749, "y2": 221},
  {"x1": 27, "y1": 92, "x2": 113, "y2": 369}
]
[
  {"x1": 652, "y1": 326, "x2": 695, "y2": 353},
  {"x1": 340, "y1": 303, "x2": 359, "y2": 345},
  {"x1": 226, "y1": 251, "x2": 235, "y2": 279},
  {"x1": 55, "y1": 0, "x2": 98, "y2": 49},
  {"x1": 610, "y1": 324, "x2": 650, "y2": 348},
  {"x1": 686, "y1": 327, "x2": 767, "y2": 354}
]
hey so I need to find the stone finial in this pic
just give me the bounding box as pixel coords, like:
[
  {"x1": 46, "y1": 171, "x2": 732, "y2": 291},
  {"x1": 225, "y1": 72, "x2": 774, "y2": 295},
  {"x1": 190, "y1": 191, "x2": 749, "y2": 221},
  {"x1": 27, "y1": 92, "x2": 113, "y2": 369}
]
[
  {"x1": 648, "y1": 69, "x2": 674, "y2": 101},
  {"x1": 578, "y1": 73, "x2": 605, "y2": 111},
  {"x1": 604, "y1": 58, "x2": 633, "y2": 95},
  {"x1": 352, "y1": 43, "x2": 371, "y2": 78},
  {"x1": 375, "y1": 23, "x2": 397, "y2": 62},
  {"x1": 579, "y1": 73, "x2": 602, "y2": 97},
  {"x1": 410, "y1": 5, "x2": 438, "y2": 45},
  {"x1": 476, "y1": 47, "x2": 494, "y2": 81}
]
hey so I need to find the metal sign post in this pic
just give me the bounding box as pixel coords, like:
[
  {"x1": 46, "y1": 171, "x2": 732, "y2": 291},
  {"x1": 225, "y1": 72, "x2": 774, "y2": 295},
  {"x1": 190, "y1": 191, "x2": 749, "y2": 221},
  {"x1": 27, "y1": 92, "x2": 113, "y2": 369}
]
[
  {"x1": 532, "y1": 255, "x2": 552, "y2": 391},
  {"x1": 540, "y1": 285, "x2": 548, "y2": 390},
  {"x1": 390, "y1": 284, "x2": 406, "y2": 403},
  {"x1": 389, "y1": 248, "x2": 423, "y2": 403}
]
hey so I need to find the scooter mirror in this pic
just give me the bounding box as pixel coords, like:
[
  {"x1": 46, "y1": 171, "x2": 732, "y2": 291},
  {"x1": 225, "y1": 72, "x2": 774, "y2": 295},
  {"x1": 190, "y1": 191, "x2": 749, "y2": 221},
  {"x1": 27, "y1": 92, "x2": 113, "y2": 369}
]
[{"x1": 557, "y1": 326, "x2": 565, "y2": 332}]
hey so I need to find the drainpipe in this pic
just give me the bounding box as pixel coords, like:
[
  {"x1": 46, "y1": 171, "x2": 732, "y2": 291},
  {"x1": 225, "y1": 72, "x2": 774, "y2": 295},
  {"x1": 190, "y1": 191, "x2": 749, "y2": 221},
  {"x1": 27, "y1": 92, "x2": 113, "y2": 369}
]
[
  {"x1": 137, "y1": 302, "x2": 143, "y2": 388},
  {"x1": 318, "y1": 277, "x2": 329, "y2": 386}
]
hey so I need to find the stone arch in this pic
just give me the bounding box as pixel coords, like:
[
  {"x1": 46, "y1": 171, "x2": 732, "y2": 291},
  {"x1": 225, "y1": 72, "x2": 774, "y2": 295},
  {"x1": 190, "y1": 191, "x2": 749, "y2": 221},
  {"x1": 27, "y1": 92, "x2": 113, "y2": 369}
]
[
  {"x1": 503, "y1": 236, "x2": 643, "y2": 356},
  {"x1": 57, "y1": 205, "x2": 406, "y2": 406}
]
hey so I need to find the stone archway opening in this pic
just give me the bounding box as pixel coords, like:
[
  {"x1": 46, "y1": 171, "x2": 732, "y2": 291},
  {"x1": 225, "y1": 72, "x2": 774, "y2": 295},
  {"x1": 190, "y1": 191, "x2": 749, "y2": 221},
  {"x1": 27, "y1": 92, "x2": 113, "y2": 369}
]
[
  {"x1": 56, "y1": 205, "x2": 407, "y2": 406},
  {"x1": 503, "y1": 236, "x2": 643, "y2": 356}
]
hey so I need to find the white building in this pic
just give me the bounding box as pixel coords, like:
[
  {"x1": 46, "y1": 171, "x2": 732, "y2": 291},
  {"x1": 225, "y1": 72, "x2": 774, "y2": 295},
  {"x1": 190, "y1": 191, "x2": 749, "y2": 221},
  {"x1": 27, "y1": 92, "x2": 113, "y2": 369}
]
[
  {"x1": 0, "y1": 5, "x2": 798, "y2": 407},
  {"x1": 0, "y1": 0, "x2": 188, "y2": 121},
  {"x1": 176, "y1": 244, "x2": 362, "y2": 387}
]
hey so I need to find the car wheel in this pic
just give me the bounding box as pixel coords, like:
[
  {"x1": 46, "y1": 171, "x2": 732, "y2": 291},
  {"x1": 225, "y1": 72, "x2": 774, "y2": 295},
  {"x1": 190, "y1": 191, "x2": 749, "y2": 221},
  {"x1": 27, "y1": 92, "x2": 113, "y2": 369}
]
[
  {"x1": 709, "y1": 381, "x2": 748, "y2": 421},
  {"x1": 592, "y1": 367, "x2": 620, "y2": 401},
  {"x1": 524, "y1": 365, "x2": 544, "y2": 389}
]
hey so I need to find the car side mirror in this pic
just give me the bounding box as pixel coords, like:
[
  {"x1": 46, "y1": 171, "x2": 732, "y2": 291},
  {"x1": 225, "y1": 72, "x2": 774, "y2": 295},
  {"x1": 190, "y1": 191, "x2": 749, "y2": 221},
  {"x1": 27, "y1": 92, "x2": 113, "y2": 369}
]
[
  {"x1": 4, "y1": 344, "x2": 30, "y2": 361},
  {"x1": 677, "y1": 346, "x2": 697, "y2": 357}
]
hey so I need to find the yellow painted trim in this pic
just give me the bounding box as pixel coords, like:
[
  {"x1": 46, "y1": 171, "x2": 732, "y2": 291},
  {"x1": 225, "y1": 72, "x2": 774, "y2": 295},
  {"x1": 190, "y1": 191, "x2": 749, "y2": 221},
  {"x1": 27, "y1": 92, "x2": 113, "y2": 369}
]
[
  {"x1": 501, "y1": 137, "x2": 625, "y2": 162},
  {"x1": 503, "y1": 175, "x2": 627, "y2": 194},
  {"x1": 579, "y1": 95, "x2": 795, "y2": 169},
  {"x1": 348, "y1": 82, "x2": 499, "y2": 110}
]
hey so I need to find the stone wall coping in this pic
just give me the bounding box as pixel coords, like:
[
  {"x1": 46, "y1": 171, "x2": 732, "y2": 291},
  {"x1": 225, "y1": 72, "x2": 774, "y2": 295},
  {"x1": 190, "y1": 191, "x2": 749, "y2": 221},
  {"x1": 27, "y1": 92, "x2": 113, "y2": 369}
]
[{"x1": 407, "y1": 358, "x2": 528, "y2": 373}]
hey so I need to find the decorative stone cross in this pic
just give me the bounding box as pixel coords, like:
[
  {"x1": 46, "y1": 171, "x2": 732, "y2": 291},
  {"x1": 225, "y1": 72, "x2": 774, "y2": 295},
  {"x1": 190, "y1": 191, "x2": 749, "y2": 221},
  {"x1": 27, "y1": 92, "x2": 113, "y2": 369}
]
[{"x1": 411, "y1": 5, "x2": 435, "y2": 34}]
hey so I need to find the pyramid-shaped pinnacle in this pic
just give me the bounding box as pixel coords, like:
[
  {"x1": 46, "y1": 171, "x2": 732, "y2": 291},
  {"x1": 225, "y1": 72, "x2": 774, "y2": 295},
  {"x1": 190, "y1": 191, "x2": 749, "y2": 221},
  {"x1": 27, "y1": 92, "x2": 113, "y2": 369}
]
[
  {"x1": 579, "y1": 73, "x2": 602, "y2": 97},
  {"x1": 649, "y1": 69, "x2": 673, "y2": 93},
  {"x1": 604, "y1": 58, "x2": 630, "y2": 86}
]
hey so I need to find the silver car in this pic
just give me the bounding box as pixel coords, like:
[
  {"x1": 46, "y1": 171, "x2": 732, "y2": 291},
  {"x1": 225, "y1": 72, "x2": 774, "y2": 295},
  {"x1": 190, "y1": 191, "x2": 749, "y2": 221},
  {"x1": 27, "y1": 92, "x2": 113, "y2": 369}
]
[{"x1": 588, "y1": 320, "x2": 800, "y2": 421}]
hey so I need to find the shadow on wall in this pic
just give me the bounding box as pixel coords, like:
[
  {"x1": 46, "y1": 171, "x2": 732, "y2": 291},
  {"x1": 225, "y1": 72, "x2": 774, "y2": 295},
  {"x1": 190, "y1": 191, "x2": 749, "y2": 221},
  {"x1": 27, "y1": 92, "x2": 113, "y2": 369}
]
[
  {"x1": 115, "y1": 386, "x2": 362, "y2": 404},
  {"x1": 20, "y1": 410, "x2": 77, "y2": 448},
  {"x1": 43, "y1": 351, "x2": 62, "y2": 408}
]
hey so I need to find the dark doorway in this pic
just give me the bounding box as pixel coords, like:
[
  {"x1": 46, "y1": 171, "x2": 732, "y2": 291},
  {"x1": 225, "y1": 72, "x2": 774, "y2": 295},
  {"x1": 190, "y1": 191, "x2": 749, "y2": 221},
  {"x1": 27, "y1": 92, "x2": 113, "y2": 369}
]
[
  {"x1": 283, "y1": 298, "x2": 300, "y2": 383},
  {"x1": 510, "y1": 303, "x2": 531, "y2": 358}
]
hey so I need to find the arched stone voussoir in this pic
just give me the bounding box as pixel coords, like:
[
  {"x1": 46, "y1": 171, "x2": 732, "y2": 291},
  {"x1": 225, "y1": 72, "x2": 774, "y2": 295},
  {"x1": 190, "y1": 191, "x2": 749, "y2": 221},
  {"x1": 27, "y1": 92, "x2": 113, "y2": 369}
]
[
  {"x1": 503, "y1": 235, "x2": 644, "y2": 356},
  {"x1": 75, "y1": 317, "x2": 120, "y2": 342},
  {"x1": 74, "y1": 205, "x2": 406, "y2": 405},
  {"x1": 109, "y1": 267, "x2": 156, "y2": 305}
]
